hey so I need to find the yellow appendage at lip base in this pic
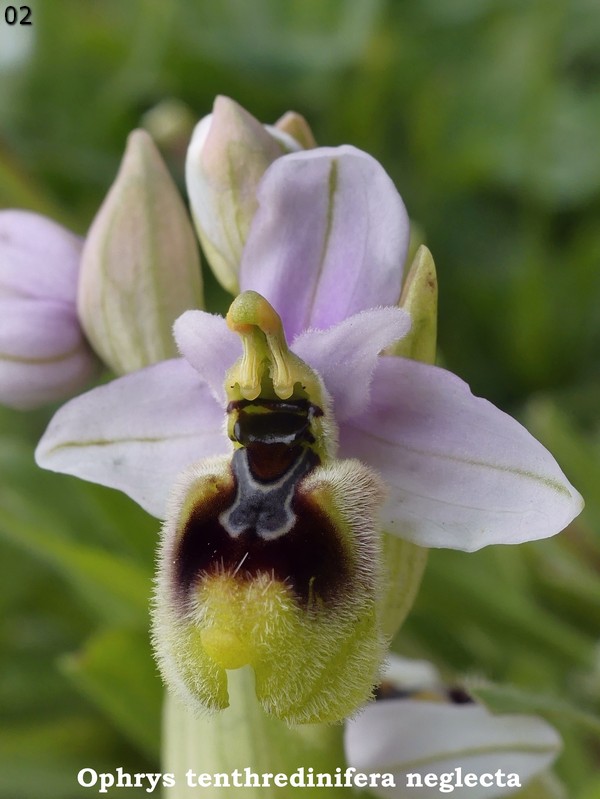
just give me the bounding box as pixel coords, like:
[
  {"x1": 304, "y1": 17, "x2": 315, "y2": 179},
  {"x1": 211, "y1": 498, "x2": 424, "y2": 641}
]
[
  {"x1": 197, "y1": 572, "x2": 295, "y2": 672},
  {"x1": 200, "y1": 629, "x2": 252, "y2": 671},
  {"x1": 197, "y1": 573, "x2": 265, "y2": 670}
]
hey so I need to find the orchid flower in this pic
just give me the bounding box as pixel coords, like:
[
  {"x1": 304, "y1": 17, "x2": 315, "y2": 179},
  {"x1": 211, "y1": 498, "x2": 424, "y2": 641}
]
[
  {"x1": 35, "y1": 138, "x2": 583, "y2": 726},
  {"x1": 344, "y1": 656, "x2": 563, "y2": 799},
  {"x1": 0, "y1": 209, "x2": 99, "y2": 410}
]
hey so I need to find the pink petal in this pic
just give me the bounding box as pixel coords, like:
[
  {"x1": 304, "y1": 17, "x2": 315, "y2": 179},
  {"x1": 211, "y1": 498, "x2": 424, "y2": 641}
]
[
  {"x1": 35, "y1": 359, "x2": 230, "y2": 519},
  {"x1": 0, "y1": 210, "x2": 82, "y2": 303},
  {"x1": 339, "y1": 357, "x2": 583, "y2": 550},
  {"x1": 173, "y1": 310, "x2": 241, "y2": 405},
  {"x1": 345, "y1": 699, "x2": 561, "y2": 798},
  {"x1": 239, "y1": 146, "x2": 409, "y2": 340},
  {"x1": 292, "y1": 307, "x2": 411, "y2": 421},
  {"x1": 0, "y1": 298, "x2": 97, "y2": 410}
]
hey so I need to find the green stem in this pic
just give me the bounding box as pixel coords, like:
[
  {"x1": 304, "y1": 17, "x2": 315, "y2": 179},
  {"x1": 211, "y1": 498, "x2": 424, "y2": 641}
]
[{"x1": 163, "y1": 670, "x2": 354, "y2": 798}]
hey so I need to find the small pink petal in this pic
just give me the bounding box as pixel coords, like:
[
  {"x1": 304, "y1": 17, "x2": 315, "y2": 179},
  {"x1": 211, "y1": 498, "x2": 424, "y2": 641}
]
[
  {"x1": 173, "y1": 310, "x2": 241, "y2": 405},
  {"x1": 292, "y1": 307, "x2": 410, "y2": 421}
]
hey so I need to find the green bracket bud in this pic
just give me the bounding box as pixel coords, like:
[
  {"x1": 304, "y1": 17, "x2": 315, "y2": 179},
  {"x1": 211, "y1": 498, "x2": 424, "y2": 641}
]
[
  {"x1": 380, "y1": 245, "x2": 438, "y2": 640},
  {"x1": 78, "y1": 129, "x2": 203, "y2": 375},
  {"x1": 395, "y1": 244, "x2": 438, "y2": 364},
  {"x1": 274, "y1": 111, "x2": 317, "y2": 149}
]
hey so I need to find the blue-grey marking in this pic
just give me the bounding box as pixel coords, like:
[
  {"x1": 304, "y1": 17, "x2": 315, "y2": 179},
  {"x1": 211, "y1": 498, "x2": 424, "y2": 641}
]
[{"x1": 219, "y1": 447, "x2": 317, "y2": 541}]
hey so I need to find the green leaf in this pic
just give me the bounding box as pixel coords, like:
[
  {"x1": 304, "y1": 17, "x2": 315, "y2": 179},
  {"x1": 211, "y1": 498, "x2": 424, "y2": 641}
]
[
  {"x1": 514, "y1": 773, "x2": 566, "y2": 799},
  {"x1": 61, "y1": 626, "x2": 162, "y2": 761},
  {"x1": 579, "y1": 775, "x2": 600, "y2": 799},
  {"x1": 0, "y1": 504, "x2": 151, "y2": 625},
  {"x1": 0, "y1": 434, "x2": 157, "y2": 566},
  {"x1": 0, "y1": 146, "x2": 70, "y2": 223},
  {"x1": 0, "y1": 716, "x2": 150, "y2": 799},
  {"x1": 410, "y1": 548, "x2": 593, "y2": 670}
]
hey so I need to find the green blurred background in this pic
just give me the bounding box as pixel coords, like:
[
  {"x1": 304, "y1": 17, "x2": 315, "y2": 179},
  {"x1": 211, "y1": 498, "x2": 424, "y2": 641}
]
[{"x1": 1, "y1": 0, "x2": 599, "y2": 796}]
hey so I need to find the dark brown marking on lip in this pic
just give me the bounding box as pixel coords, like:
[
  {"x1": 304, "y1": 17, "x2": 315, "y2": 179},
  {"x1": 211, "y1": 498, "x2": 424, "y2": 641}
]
[
  {"x1": 244, "y1": 442, "x2": 301, "y2": 482},
  {"x1": 230, "y1": 398, "x2": 319, "y2": 481},
  {"x1": 173, "y1": 394, "x2": 350, "y2": 607},
  {"x1": 174, "y1": 463, "x2": 353, "y2": 608}
]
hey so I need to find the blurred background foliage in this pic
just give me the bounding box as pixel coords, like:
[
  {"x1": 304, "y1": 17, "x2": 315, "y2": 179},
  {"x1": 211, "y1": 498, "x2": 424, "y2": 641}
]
[{"x1": 0, "y1": 0, "x2": 599, "y2": 796}]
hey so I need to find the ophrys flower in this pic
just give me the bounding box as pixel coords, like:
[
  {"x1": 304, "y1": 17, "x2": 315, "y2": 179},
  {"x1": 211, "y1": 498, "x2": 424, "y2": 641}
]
[{"x1": 35, "y1": 143, "x2": 583, "y2": 724}]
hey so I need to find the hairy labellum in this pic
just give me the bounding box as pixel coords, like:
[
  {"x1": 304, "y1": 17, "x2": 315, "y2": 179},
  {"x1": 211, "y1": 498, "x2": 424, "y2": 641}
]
[{"x1": 153, "y1": 292, "x2": 386, "y2": 723}]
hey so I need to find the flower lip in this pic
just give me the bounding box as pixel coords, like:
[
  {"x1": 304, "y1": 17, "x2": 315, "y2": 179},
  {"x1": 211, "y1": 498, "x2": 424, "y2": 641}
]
[{"x1": 155, "y1": 447, "x2": 386, "y2": 722}]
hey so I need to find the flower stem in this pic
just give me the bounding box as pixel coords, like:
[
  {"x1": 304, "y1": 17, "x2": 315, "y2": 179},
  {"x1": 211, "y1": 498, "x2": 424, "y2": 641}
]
[{"x1": 163, "y1": 669, "x2": 355, "y2": 797}]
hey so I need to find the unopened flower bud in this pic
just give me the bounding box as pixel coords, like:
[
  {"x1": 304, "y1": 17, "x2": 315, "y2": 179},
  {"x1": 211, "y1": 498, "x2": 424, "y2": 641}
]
[
  {"x1": 142, "y1": 98, "x2": 196, "y2": 152},
  {"x1": 186, "y1": 96, "x2": 304, "y2": 294},
  {"x1": 274, "y1": 111, "x2": 317, "y2": 149},
  {"x1": 153, "y1": 292, "x2": 387, "y2": 723},
  {"x1": 0, "y1": 210, "x2": 99, "y2": 409},
  {"x1": 78, "y1": 129, "x2": 203, "y2": 375}
]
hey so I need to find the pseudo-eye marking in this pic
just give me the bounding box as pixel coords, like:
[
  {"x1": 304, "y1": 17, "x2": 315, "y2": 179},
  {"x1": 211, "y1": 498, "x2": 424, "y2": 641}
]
[
  {"x1": 221, "y1": 398, "x2": 320, "y2": 539},
  {"x1": 220, "y1": 446, "x2": 318, "y2": 540}
]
